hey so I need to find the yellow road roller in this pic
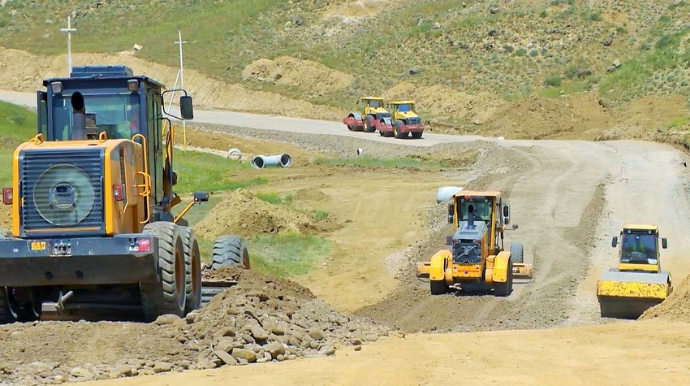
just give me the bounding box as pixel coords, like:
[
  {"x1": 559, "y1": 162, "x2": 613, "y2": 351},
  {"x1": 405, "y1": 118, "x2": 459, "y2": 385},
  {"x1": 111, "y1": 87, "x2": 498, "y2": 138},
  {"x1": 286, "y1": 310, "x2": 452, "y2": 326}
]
[{"x1": 596, "y1": 223, "x2": 672, "y2": 319}]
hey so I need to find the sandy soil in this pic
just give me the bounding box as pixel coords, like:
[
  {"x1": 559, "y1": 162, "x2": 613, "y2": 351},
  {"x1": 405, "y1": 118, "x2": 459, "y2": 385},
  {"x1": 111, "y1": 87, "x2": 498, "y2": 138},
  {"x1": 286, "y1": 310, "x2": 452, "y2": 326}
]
[{"x1": 73, "y1": 320, "x2": 690, "y2": 386}]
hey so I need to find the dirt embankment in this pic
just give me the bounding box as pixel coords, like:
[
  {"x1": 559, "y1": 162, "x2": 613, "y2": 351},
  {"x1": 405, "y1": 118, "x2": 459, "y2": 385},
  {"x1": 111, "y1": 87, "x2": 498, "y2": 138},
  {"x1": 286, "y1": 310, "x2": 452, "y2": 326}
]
[
  {"x1": 641, "y1": 275, "x2": 690, "y2": 323},
  {"x1": 194, "y1": 190, "x2": 342, "y2": 241},
  {"x1": 0, "y1": 267, "x2": 392, "y2": 385},
  {"x1": 0, "y1": 47, "x2": 344, "y2": 121}
]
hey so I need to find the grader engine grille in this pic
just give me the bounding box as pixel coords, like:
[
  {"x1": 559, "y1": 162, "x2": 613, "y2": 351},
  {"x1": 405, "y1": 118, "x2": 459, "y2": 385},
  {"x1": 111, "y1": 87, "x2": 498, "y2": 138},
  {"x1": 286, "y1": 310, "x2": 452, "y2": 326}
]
[{"x1": 21, "y1": 149, "x2": 104, "y2": 233}]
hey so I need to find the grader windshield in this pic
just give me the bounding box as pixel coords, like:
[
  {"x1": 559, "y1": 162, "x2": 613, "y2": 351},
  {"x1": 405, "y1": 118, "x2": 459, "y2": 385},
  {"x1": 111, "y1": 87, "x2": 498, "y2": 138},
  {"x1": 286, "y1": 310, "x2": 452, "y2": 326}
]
[
  {"x1": 51, "y1": 92, "x2": 141, "y2": 140},
  {"x1": 621, "y1": 232, "x2": 657, "y2": 263},
  {"x1": 458, "y1": 196, "x2": 493, "y2": 223}
]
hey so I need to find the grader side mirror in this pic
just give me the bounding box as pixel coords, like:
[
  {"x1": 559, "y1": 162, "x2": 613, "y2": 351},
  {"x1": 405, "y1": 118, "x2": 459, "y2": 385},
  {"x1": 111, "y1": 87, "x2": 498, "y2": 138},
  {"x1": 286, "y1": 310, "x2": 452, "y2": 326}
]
[
  {"x1": 662, "y1": 238, "x2": 668, "y2": 249},
  {"x1": 611, "y1": 236, "x2": 618, "y2": 248},
  {"x1": 447, "y1": 203, "x2": 454, "y2": 224},
  {"x1": 180, "y1": 96, "x2": 194, "y2": 120},
  {"x1": 503, "y1": 204, "x2": 510, "y2": 225}
]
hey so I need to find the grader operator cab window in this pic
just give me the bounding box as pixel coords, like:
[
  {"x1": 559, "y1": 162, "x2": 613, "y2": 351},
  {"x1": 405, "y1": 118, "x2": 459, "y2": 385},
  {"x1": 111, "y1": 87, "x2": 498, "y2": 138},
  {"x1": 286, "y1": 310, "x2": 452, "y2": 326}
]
[
  {"x1": 620, "y1": 231, "x2": 658, "y2": 264},
  {"x1": 458, "y1": 197, "x2": 492, "y2": 222},
  {"x1": 52, "y1": 92, "x2": 141, "y2": 141}
]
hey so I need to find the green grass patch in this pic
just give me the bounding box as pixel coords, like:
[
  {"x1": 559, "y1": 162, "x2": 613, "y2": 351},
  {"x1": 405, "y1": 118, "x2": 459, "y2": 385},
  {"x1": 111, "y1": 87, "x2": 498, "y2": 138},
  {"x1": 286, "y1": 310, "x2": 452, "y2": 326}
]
[
  {"x1": 0, "y1": 102, "x2": 38, "y2": 186},
  {"x1": 172, "y1": 149, "x2": 267, "y2": 194},
  {"x1": 312, "y1": 210, "x2": 329, "y2": 220},
  {"x1": 665, "y1": 116, "x2": 690, "y2": 128},
  {"x1": 255, "y1": 191, "x2": 294, "y2": 205},
  {"x1": 312, "y1": 156, "x2": 447, "y2": 169},
  {"x1": 537, "y1": 78, "x2": 597, "y2": 98},
  {"x1": 247, "y1": 233, "x2": 331, "y2": 277}
]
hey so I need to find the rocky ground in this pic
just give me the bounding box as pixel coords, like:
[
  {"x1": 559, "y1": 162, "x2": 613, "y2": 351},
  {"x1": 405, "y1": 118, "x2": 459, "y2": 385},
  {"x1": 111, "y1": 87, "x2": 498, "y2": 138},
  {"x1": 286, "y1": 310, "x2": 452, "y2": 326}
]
[{"x1": 0, "y1": 268, "x2": 393, "y2": 385}]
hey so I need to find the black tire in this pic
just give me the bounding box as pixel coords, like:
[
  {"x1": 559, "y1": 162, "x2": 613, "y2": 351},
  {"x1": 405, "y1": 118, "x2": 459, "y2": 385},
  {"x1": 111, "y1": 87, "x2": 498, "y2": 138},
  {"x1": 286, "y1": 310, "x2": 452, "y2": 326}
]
[
  {"x1": 394, "y1": 120, "x2": 407, "y2": 139},
  {"x1": 180, "y1": 226, "x2": 202, "y2": 314},
  {"x1": 494, "y1": 258, "x2": 513, "y2": 297},
  {"x1": 411, "y1": 131, "x2": 423, "y2": 139},
  {"x1": 510, "y1": 243, "x2": 524, "y2": 264},
  {"x1": 430, "y1": 280, "x2": 448, "y2": 295},
  {"x1": 140, "y1": 221, "x2": 186, "y2": 321},
  {"x1": 364, "y1": 115, "x2": 376, "y2": 133},
  {"x1": 0, "y1": 288, "x2": 16, "y2": 325},
  {"x1": 212, "y1": 235, "x2": 250, "y2": 270}
]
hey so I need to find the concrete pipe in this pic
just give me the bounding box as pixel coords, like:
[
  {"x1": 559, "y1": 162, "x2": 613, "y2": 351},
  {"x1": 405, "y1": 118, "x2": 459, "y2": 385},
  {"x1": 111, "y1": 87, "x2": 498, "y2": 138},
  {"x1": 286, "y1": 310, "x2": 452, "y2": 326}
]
[
  {"x1": 226, "y1": 148, "x2": 243, "y2": 161},
  {"x1": 436, "y1": 186, "x2": 463, "y2": 203},
  {"x1": 251, "y1": 154, "x2": 292, "y2": 169}
]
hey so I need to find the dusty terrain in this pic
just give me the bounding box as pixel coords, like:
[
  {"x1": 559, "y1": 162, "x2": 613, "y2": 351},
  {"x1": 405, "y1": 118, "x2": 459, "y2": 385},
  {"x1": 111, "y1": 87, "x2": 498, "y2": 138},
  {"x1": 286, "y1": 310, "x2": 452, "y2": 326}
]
[{"x1": 0, "y1": 117, "x2": 688, "y2": 385}]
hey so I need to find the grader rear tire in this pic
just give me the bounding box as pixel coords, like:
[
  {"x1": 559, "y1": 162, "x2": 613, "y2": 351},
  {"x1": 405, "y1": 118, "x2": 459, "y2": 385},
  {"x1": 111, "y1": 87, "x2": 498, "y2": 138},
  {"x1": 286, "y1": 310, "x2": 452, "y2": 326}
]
[
  {"x1": 140, "y1": 222, "x2": 186, "y2": 322},
  {"x1": 212, "y1": 235, "x2": 251, "y2": 270},
  {"x1": 180, "y1": 226, "x2": 202, "y2": 313}
]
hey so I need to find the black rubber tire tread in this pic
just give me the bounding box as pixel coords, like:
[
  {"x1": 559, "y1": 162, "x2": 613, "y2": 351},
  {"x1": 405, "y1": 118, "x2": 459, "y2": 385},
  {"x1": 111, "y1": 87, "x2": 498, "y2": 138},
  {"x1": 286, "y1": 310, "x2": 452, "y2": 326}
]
[
  {"x1": 394, "y1": 120, "x2": 407, "y2": 139},
  {"x1": 211, "y1": 235, "x2": 250, "y2": 270},
  {"x1": 364, "y1": 115, "x2": 376, "y2": 133},
  {"x1": 510, "y1": 243, "x2": 524, "y2": 264},
  {"x1": 494, "y1": 258, "x2": 513, "y2": 297},
  {"x1": 180, "y1": 226, "x2": 202, "y2": 313},
  {"x1": 140, "y1": 221, "x2": 186, "y2": 321},
  {"x1": 411, "y1": 131, "x2": 423, "y2": 139},
  {"x1": 430, "y1": 280, "x2": 448, "y2": 295},
  {"x1": 0, "y1": 288, "x2": 15, "y2": 325}
]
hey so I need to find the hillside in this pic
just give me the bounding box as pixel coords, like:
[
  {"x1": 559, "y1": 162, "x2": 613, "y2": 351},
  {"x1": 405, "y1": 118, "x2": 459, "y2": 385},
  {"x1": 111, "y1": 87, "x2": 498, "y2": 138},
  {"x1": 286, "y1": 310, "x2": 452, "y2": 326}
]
[{"x1": 0, "y1": 0, "x2": 688, "y2": 139}]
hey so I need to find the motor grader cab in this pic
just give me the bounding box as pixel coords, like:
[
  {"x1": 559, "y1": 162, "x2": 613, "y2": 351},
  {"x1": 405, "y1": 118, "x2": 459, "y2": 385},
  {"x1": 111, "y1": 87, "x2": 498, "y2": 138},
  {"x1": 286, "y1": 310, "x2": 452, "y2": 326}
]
[
  {"x1": 0, "y1": 65, "x2": 250, "y2": 324},
  {"x1": 342, "y1": 96, "x2": 390, "y2": 133},
  {"x1": 596, "y1": 223, "x2": 672, "y2": 319},
  {"x1": 379, "y1": 100, "x2": 424, "y2": 139},
  {"x1": 417, "y1": 191, "x2": 532, "y2": 296}
]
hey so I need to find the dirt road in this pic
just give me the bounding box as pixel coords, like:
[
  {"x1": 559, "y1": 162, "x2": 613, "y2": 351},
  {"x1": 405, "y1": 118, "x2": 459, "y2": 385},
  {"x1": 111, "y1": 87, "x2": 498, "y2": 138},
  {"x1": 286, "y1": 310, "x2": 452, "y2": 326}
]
[{"x1": 0, "y1": 90, "x2": 485, "y2": 147}]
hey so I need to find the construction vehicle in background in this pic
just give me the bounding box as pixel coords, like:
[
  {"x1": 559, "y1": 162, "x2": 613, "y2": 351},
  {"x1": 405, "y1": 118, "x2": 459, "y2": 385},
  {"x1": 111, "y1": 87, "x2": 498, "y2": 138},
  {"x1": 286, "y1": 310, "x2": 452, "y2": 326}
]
[
  {"x1": 596, "y1": 224, "x2": 673, "y2": 319},
  {"x1": 378, "y1": 100, "x2": 425, "y2": 139},
  {"x1": 0, "y1": 65, "x2": 249, "y2": 324},
  {"x1": 417, "y1": 190, "x2": 532, "y2": 296},
  {"x1": 342, "y1": 96, "x2": 391, "y2": 133}
]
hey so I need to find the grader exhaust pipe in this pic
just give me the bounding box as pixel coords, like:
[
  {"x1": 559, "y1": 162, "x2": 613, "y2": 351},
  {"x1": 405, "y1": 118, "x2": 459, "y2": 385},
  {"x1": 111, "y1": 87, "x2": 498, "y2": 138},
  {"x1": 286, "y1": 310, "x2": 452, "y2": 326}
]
[{"x1": 251, "y1": 154, "x2": 292, "y2": 169}]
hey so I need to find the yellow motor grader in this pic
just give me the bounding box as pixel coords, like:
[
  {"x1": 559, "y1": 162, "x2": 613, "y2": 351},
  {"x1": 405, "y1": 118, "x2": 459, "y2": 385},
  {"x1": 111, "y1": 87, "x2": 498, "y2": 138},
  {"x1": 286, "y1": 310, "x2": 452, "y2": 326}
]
[
  {"x1": 417, "y1": 190, "x2": 532, "y2": 296},
  {"x1": 0, "y1": 65, "x2": 249, "y2": 324}
]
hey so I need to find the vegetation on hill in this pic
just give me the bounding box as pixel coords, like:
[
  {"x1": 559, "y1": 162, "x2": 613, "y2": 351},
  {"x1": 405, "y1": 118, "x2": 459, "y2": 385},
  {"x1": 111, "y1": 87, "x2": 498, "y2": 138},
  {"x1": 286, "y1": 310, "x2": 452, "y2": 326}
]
[{"x1": 0, "y1": 0, "x2": 688, "y2": 125}]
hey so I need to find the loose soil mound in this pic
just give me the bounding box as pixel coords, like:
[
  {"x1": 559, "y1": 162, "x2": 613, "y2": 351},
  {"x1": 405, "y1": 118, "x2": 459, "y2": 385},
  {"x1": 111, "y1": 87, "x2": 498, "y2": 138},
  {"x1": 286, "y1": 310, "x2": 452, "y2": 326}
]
[
  {"x1": 640, "y1": 275, "x2": 690, "y2": 323},
  {"x1": 242, "y1": 56, "x2": 353, "y2": 94},
  {"x1": 0, "y1": 267, "x2": 392, "y2": 385},
  {"x1": 194, "y1": 190, "x2": 341, "y2": 240}
]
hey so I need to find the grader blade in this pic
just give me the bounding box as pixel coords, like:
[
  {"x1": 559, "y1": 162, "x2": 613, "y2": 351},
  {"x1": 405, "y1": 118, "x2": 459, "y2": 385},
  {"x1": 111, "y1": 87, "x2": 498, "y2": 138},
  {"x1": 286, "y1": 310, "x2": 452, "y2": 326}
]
[
  {"x1": 512, "y1": 263, "x2": 533, "y2": 280},
  {"x1": 200, "y1": 279, "x2": 238, "y2": 307}
]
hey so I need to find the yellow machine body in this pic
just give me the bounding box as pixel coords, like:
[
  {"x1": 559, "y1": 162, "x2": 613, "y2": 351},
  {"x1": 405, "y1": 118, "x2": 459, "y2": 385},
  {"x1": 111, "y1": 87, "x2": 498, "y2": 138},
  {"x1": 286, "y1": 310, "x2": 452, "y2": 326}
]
[
  {"x1": 596, "y1": 223, "x2": 672, "y2": 319},
  {"x1": 417, "y1": 190, "x2": 531, "y2": 297}
]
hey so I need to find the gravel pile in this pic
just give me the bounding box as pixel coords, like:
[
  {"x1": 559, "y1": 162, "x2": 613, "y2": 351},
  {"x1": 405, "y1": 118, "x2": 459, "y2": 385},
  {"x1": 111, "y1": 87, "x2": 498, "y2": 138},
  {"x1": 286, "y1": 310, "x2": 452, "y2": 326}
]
[{"x1": 0, "y1": 268, "x2": 393, "y2": 385}]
